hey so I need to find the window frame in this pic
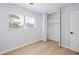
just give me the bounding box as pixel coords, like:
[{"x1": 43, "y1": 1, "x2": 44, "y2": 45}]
[{"x1": 8, "y1": 12, "x2": 36, "y2": 31}]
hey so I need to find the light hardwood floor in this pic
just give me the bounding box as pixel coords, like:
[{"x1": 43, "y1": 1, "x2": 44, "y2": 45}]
[{"x1": 3, "y1": 40, "x2": 79, "y2": 55}]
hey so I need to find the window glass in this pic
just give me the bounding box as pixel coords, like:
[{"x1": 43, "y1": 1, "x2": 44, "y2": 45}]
[
  {"x1": 9, "y1": 13, "x2": 36, "y2": 30},
  {"x1": 9, "y1": 13, "x2": 24, "y2": 29},
  {"x1": 25, "y1": 16, "x2": 36, "y2": 28}
]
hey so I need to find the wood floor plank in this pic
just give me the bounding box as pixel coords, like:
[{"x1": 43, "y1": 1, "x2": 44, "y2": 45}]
[{"x1": 3, "y1": 40, "x2": 79, "y2": 55}]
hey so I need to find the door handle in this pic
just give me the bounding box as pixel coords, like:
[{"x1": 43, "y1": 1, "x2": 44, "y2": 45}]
[{"x1": 70, "y1": 32, "x2": 74, "y2": 34}]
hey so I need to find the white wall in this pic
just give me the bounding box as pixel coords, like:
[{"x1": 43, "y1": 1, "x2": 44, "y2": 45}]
[
  {"x1": 0, "y1": 4, "x2": 42, "y2": 52},
  {"x1": 47, "y1": 11, "x2": 60, "y2": 42},
  {"x1": 61, "y1": 4, "x2": 79, "y2": 47}
]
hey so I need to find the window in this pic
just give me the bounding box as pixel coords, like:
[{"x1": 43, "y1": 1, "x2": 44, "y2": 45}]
[
  {"x1": 25, "y1": 17, "x2": 36, "y2": 28},
  {"x1": 9, "y1": 13, "x2": 36, "y2": 30}
]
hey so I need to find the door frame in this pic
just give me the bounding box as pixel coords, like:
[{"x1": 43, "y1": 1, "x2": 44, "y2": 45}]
[
  {"x1": 59, "y1": 9, "x2": 61, "y2": 47},
  {"x1": 47, "y1": 9, "x2": 61, "y2": 47}
]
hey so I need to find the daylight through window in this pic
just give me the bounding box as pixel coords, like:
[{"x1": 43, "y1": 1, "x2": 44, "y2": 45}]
[{"x1": 9, "y1": 13, "x2": 36, "y2": 29}]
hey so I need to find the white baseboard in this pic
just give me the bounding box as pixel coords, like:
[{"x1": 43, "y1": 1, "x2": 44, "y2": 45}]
[
  {"x1": 48, "y1": 37, "x2": 59, "y2": 42},
  {"x1": 40, "y1": 38, "x2": 47, "y2": 42},
  {"x1": 0, "y1": 39, "x2": 41, "y2": 55},
  {"x1": 61, "y1": 44, "x2": 70, "y2": 49},
  {"x1": 42, "y1": 39, "x2": 47, "y2": 41},
  {"x1": 61, "y1": 44, "x2": 79, "y2": 52}
]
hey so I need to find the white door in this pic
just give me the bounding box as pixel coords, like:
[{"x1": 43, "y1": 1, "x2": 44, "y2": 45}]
[{"x1": 70, "y1": 11, "x2": 79, "y2": 52}]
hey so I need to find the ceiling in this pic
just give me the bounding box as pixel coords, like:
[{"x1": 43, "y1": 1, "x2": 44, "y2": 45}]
[{"x1": 14, "y1": 3, "x2": 71, "y2": 14}]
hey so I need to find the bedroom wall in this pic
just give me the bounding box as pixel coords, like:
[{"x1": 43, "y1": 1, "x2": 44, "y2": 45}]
[{"x1": 0, "y1": 3, "x2": 42, "y2": 52}]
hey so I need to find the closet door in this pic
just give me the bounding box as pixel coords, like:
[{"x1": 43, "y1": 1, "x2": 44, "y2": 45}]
[
  {"x1": 70, "y1": 11, "x2": 79, "y2": 52},
  {"x1": 47, "y1": 11, "x2": 60, "y2": 43}
]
